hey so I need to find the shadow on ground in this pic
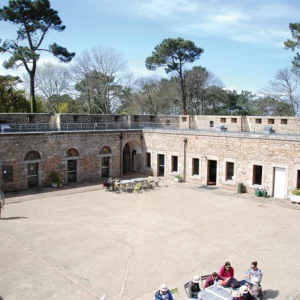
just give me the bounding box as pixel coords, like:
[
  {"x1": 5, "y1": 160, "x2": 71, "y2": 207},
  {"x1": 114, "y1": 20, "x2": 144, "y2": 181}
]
[
  {"x1": 0, "y1": 217, "x2": 28, "y2": 220},
  {"x1": 3, "y1": 182, "x2": 103, "y2": 199},
  {"x1": 265, "y1": 289, "x2": 279, "y2": 299}
]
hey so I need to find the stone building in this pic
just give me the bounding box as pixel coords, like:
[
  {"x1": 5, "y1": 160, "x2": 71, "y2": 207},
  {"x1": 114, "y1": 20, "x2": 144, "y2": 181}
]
[{"x1": 0, "y1": 113, "x2": 300, "y2": 200}]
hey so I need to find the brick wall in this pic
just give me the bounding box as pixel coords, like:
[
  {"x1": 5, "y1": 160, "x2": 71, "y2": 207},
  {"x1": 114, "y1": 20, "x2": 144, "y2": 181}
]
[
  {"x1": 143, "y1": 129, "x2": 300, "y2": 198},
  {"x1": 0, "y1": 130, "x2": 142, "y2": 191}
]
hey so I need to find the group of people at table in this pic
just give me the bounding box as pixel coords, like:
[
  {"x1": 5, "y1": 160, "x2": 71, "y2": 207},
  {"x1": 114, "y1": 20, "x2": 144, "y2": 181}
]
[{"x1": 155, "y1": 261, "x2": 263, "y2": 300}]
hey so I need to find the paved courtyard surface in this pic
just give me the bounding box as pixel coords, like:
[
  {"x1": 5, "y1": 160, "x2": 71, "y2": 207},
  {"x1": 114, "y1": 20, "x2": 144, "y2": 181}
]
[{"x1": 1, "y1": 183, "x2": 300, "y2": 300}]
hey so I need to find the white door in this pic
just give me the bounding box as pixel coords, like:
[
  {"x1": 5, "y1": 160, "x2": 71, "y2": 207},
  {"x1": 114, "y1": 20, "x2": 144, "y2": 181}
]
[{"x1": 274, "y1": 168, "x2": 286, "y2": 199}]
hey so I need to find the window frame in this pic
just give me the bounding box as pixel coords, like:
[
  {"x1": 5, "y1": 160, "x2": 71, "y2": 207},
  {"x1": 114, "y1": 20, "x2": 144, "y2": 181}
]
[
  {"x1": 253, "y1": 165, "x2": 263, "y2": 185},
  {"x1": 226, "y1": 162, "x2": 235, "y2": 181},
  {"x1": 146, "y1": 152, "x2": 151, "y2": 168},
  {"x1": 192, "y1": 158, "x2": 200, "y2": 176},
  {"x1": 171, "y1": 155, "x2": 178, "y2": 172},
  {"x1": 2, "y1": 165, "x2": 13, "y2": 182}
]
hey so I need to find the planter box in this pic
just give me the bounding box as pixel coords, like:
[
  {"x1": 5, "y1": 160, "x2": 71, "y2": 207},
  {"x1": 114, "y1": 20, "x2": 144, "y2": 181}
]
[
  {"x1": 290, "y1": 195, "x2": 300, "y2": 203},
  {"x1": 174, "y1": 177, "x2": 182, "y2": 182},
  {"x1": 52, "y1": 182, "x2": 63, "y2": 188}
]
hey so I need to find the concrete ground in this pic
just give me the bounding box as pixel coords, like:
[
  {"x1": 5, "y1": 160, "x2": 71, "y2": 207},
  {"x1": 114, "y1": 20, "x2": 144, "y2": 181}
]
[{"x1": 1, "y1": 182, "x2": 300, "y2": 300}]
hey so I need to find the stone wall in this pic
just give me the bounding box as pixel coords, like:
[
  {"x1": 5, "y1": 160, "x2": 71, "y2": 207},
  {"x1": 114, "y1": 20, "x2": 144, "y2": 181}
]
[
  {"x1": 142, "y1": 129, "x2": 300, "y2": 198},
  {"x1": 0, "y1": 130, "x2": 142, "y2": 191},
  {"x1": 0, "y1": 113, "x2": 51, "y2": 124}
]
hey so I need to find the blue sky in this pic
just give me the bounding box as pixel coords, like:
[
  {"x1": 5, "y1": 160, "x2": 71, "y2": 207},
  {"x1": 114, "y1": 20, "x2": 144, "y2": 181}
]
[{"x1": 0, "y1": 0, "x2": 299, "y2": 93}]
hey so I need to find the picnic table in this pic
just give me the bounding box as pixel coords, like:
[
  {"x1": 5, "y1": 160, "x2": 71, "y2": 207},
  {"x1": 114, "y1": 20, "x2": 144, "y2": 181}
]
[{"x1": 198, "y1": 285, "x2": 232, "y2": 300}]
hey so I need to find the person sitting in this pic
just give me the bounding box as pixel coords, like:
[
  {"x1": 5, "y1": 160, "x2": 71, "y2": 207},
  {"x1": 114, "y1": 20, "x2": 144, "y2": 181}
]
[
  {"x1": 204, "y1": 272, "x2": 221, "y2": 288},
  {"x1": 155, "y1": 284, "x2": 174, "y2": 300},
  {"x1": 187, "y1": 275, "x2": 201, "y2": 298},
  {"x1": 239, "y1": 285, "x2": 253, "y2": 300},
  {"x1": 220, "y1": 261, "x2": 234, "y2": 279},
  {"x1": 240, "y1": 261, "x2": 262, "y2": 287},
  {"x1": 246, "y1": 277, "x2": 263, "y2": 300}
]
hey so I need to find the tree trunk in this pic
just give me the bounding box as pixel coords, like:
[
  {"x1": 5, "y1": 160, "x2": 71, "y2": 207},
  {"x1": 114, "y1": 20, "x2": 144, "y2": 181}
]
[
  {"x1": 179, "y1": 69, "x2": 187, "y2": 115},
  {"x1": 30, "y1": 73, "x2": 37, "y2": 113}
]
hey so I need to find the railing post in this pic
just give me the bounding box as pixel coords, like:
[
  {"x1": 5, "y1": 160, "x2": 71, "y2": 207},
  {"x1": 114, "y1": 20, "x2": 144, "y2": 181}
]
[
  {"x1": 118, "y1": 123, "x2": 120, "y2": 131},
  {"x1": 20, "y1": 124, "x2": 22, "y2": 132},
  {"x1": 36, "y1": 124, "x2": 38, "y2": 132},
  {"x1": 106, "y1": 123, "x2": 108, "y2": 130},
  {"x1": 67, "y1": 123, "x2": 69, "y2": 131},
  {"x1": 81, "y1": 123, "x2": 83, "y2": 131}
]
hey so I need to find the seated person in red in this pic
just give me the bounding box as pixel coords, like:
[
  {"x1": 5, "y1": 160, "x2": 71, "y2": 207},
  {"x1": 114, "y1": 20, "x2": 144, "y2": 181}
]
[
  {"x1": 204, "y1": 272, "x2": 221, "y2": 288},
  {"x1": 220, "y1": 261, "x2": 234, "y2": 279}
]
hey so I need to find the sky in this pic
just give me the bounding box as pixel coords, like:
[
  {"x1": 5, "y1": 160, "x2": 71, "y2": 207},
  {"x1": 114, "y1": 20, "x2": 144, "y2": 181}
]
[{"x1": 0, "y1": 0, "x2": 299, "y2": 94}]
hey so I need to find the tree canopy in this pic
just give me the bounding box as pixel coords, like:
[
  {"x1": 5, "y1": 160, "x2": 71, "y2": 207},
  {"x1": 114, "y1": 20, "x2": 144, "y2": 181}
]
[
  {"x1": 0, "y1": 0, "x2": 75, "y2": 112},
  {"x1": 285, "y1": 22, "x2": 300, "y2": 69},
  {"x1": 145, "y1": 37, "x2": 204, "y2": 115},
  {"x1": 0, "y1": 75, "x2": 30, "y2": 112}
]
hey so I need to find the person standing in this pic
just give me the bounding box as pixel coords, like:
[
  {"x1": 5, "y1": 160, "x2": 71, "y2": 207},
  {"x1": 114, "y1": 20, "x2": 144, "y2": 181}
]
[{"x1": 0, "y1": 190, "x2": 5, "y2": 219}]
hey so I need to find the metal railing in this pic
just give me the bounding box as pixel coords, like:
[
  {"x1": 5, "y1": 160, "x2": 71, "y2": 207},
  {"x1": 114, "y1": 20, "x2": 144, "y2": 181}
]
[{"x1": 1, "y1": 122, "x2": 300, "y2": 136}]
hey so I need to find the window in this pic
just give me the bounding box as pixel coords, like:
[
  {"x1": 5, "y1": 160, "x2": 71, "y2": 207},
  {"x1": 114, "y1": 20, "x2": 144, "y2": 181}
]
[
  {"x1": 66, "y1": 148, "x2": 79, "y2": 157},
  {"x1": 73, "y1": 115, "x2": 80, "y2": 122},
  {"x1": 268, "y1": 119, "x2": 274, "y2": 124},
  {"x1": 226, "y1": 162, "x2": 234, "y2": 180},
  {"x1": 192, "y1": 158, "x2": 199, "y2": 175},
  {"x1": 220, "y1": 118, "x2": 226, "y2": 123},
  {"x1": 210, "y1": 121, "x2": 214, "y2": 127},
  {"x1": 28, "y1": 115, "x2": 35, "y2": 123},
  {"x1": 166, "y1": 120, "x2": 170, "y2": 126},
  {"x1": 253, "y1": 165, "x2": 263, "y2": 185},
  {"x1": 255, "y1": 119, "x2": 262, "y2": 124},
  {"x1": 150, "y1": 116, "x2": 155, "y2": 122},
  {"x1": 182, "y1": 117, "x2": 187, "y2": 122},
  {"x1": 100, "y1": 146, "x2": 111, "y2": 155},
  {"x1": 114, "y1": 116, "x2": 121, "y2": 122},
  {"x1": 171, "y1": 156, "x2": 178, "y2": 172},
  {"x1": 2, "y1": 166, "x2": 13, "y2": 182},
  {"x1": 281, "y1": 119, "x2": 287, "y2": 125},
  {"x1": 134, "y1": 116, "x2": 139, "y2": 122},
  {"x1": 146, "y1": 152, "x2": 151, "y2": 167},
  {"x1": 297, "y1": 170, "x2": 300, "y2": 189},
  {"x1": 231, "y1": 118, "x2": 237, "y2": 123},
  {"x1": 24, "y1": 151, "x2": 41, "y2": 160}
]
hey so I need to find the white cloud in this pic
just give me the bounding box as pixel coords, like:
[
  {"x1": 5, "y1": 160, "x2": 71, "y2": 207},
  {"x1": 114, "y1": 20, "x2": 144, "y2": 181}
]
[
  {"x1": 213, "y1": 11, "x2": 248, "y2": 23},
  {"x1": 135, "y1": 0, "x2": 199, "y2": 18}
]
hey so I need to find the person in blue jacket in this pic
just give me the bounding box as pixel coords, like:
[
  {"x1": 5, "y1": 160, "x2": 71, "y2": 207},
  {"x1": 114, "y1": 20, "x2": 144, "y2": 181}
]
[{"x1": 155, "y1": 284, "x2": 174, "y2": 300}]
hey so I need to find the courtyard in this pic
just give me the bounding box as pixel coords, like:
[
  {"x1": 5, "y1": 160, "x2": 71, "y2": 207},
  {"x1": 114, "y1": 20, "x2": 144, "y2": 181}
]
[{"x1": 0, "y1": 182, "x2": 299, "y2": 300}]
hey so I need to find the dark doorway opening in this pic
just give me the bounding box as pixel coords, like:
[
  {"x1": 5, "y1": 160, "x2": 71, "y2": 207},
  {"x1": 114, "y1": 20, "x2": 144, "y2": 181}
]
[
  {"x1": 101, "y1": 157, "x2": 109, "y2": 178},
  {"x1": 207, "y1": 160, "x2": 217, "y2": 185},
  {"x1": 67, "y1": 160, "x2": 77, "y2": 183},
  {"x1": 158, "y1": 154, "x2": 165, "y2": 177},
  {"x1": 123, "y1": 143, "x2": 130, "y2": 174},
  {"x1": 27, "y1": 163, "x2": 38, "y2": 187}
]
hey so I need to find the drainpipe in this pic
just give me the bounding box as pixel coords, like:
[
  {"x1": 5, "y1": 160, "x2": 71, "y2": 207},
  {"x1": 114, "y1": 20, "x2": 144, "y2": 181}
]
[
  {"x1": 119, "y1": 132, "x2": 123, "y2": 178},
  {"x1": 183, "y1": 137, "x2": 187, "y2": 182}
]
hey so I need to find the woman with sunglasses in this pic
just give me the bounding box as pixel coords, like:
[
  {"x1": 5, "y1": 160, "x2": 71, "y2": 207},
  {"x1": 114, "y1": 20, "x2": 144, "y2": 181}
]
[{"x1": 219, "y1": 261, "x2": 234, "y2": 279}]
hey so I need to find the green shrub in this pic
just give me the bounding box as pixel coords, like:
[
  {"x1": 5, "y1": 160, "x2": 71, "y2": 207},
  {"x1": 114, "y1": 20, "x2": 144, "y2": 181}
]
[{"x1": 292, "y1": 189, "x2": 300, "y2": 196}]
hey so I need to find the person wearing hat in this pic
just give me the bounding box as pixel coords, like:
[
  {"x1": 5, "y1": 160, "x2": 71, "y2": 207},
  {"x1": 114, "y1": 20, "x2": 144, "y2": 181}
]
[
  {"x1": 155, "y1": 284, "x2": 174, "y2": 300},
  {"x1": 0, "y1": 190, "x2": 5, "y2": 219},
  {"x1": 246, "y1": 277, "x2": 263, "y2": 300},
  {"x1": 187, "y1": 275, "x2": 201, "y2": 298},
  {"x1": 239, "y1": 285, "x2": 253, "y2": 300}
]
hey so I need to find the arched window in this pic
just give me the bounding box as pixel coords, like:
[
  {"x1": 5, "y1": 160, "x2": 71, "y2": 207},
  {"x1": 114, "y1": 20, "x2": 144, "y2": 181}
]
[
  {"x1": 24, "y1": 151, "x2": 41, "y2": 160},
  {"x1": 100, "y1": 146, "x2": 111, "y2": 155},
  {"x1": 66, "y1": 148, "x2": 79, "y2": 157}
]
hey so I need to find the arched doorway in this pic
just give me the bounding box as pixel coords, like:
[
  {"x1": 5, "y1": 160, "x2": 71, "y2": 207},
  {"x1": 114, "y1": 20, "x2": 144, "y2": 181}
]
[
  {"x1": 65, "y1": 148, "x2": 79, "y2": 183},
  {"x1": 24, "y1": 151, "x2": 41, "y2": 188},
  {"x1": 99, "y1": 146, "x2": 112, "y2": 178},
  {"x1": 122, "y1": 141, "x2": 142, "y2": 174}
]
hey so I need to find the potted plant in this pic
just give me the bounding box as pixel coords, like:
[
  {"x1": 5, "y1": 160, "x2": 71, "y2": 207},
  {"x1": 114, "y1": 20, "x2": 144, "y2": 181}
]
[
  {"x1": 174, "y1": 174, "x2": 183, "y2": 182},
  {"x1": 48, "y1": 171, "x2": 63, "y2": 188},
  {"x1": 290, "y1": 189, "x2": 300, "y2": 203}
]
